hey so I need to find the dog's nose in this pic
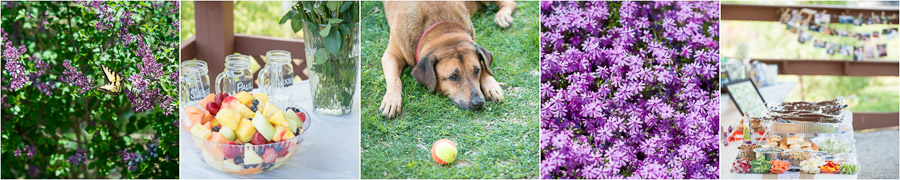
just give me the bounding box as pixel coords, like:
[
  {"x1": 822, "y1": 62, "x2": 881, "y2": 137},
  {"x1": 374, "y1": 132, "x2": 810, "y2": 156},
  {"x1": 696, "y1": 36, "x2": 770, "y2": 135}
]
[{"x1": 471, "y1": 96, "x2": 485, "y2": 110}]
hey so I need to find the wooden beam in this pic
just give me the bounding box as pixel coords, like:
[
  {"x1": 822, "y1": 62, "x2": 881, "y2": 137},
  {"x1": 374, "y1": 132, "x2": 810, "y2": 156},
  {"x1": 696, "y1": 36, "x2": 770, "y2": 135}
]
[
  {"x1": 180, "y1": 36, "x2": 196, "y2": 61},
  {"x1": 194, "y1": 1, "x2": 235, "y2": 90},
  {"x1": 233, "y1": 34, "x2": 308, "y2": 80},
  {"x1": 722, "y1": 3, "x2": 900, "y2": 24},
  {"x1": 853, "y1": 112, "x2": 900, "y2": 130},
  {"x1": 753, "y1": 59, "x2": 899, "y2": 76}
]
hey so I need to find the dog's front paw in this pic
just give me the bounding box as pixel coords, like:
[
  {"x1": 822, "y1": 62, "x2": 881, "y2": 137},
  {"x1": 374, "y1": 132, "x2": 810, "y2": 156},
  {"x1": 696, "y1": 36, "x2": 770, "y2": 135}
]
[
  {"x1": 482, "y1": 82, "x2": 505, "y2": 103},
  {"x1": 379, "y1": 92, "x2": 403, "y2": 118},
  {"x1": 493, "y1": 13, "x2": 513, "y2": 28}
]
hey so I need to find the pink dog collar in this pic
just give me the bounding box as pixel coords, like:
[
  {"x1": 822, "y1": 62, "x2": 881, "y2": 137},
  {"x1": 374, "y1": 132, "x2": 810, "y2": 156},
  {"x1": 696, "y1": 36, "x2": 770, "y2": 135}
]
[{"x1": 415, "y1": 21, "x2": 454, "y2": 62}]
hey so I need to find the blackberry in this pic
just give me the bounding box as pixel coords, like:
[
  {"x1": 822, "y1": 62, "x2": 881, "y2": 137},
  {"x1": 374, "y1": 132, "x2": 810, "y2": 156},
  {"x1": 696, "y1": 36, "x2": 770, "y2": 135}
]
[{"x1": 252, "y1": 99, "x2": 259, "y2": 105}]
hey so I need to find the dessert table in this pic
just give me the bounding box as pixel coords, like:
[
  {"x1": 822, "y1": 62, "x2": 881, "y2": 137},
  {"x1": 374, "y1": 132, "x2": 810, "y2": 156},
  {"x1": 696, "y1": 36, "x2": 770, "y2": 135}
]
[
  {"x1": 719, "y1": 82, "x2": 859, "y2": 179},
  {"x1": 180, "y1": 80, "x2": 361, "y2": 179}
]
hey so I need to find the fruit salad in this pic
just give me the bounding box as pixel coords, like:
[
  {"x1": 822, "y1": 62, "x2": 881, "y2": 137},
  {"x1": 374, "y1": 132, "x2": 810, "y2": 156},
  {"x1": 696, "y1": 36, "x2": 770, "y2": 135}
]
[{"x1": 183, "y1": 91, "x2": 311, "y2": 175}]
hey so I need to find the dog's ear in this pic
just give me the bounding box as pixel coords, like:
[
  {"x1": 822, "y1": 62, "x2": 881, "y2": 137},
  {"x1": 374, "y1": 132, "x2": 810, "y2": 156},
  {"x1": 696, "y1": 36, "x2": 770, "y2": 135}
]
[
  {"x1": 474, "y1": 44, "x2": 494, "y2": 76},
  {"x1": 411, "y1": 53, "x2": 438, "y2": 91}
]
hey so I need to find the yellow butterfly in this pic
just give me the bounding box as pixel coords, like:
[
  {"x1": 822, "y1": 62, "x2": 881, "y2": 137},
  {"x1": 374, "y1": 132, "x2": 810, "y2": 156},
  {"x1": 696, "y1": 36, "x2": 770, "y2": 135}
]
[{"x1": 99, "y1": 65, "x2": 123, "y2": 95}]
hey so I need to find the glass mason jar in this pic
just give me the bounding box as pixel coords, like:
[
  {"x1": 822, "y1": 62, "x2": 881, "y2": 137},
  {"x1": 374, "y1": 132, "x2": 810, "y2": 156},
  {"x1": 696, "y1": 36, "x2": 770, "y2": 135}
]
[
  {"x1": 301, "y1": 22, "x2": 359, "y2": 115},
  {"x1": 180, "y1": 60, "x2": 210, "y2": 104},
  {"x1": 258, "y1": 50, "x2": 294, "y2": 105},
  {"x1": 215, "y1": 54, "x2": 254, "y2": 95}
]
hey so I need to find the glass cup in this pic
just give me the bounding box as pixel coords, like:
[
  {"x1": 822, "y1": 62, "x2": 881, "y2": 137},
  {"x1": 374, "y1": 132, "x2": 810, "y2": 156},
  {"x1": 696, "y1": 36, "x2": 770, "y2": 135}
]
[
  {"x1": 258, "y1": 50, "x2": 294, "y2": 105},
  {"x1": 180, "y1": 60, "x2": 210, "y2": 105},
  {"x1": 215, "y1": 55, "x2": 254, "y2": 95}
]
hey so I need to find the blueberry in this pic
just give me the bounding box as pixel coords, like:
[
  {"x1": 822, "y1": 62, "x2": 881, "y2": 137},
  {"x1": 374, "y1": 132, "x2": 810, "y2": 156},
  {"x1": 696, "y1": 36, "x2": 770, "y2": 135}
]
[
  {"x1": 212, "y1": 126, "x2": 220, "y2": 132},
  {"x1": 253, "y1": 99, "x2": 259, "y2": 105},
  {"x1": 233, "y1": 156, "x2": 244, "y2": 165},
  {"x1": 294, "y1": 128, "x2": 301, "y2": 135},
  {"x1": 250, "y1": 106, "x2": 257, "y2": 112},
  {"x1": 273, "y1": 144, "x2": 283, "y2": 152},
  {"x1": 255, "y1": 147, "x2": 265, "y2": 156},
  {"x1": 247, "y1": 118, "x2": 252, "y2": 121}
]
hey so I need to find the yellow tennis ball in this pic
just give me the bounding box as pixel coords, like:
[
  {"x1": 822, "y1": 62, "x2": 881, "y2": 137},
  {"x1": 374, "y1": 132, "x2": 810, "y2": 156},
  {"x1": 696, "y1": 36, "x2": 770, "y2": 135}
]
[{"x1": 430, "y1": 139, "x2": 457, "y2": 165}]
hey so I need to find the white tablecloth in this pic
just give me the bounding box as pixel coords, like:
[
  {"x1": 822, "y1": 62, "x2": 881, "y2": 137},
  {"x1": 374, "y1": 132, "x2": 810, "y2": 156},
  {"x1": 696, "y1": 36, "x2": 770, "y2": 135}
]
[{"x1": 180, "y1": 80, "x2": 360, "y2": 179}]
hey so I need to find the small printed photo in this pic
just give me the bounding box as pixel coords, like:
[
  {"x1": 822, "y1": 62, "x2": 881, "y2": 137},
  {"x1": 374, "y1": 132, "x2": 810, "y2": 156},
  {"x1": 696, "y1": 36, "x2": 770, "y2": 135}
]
[
  {"x1": 826, "y1": 44, "x2": 837, "y2": 55},
  {"x1": 853, "y1": 16, "x2": 864, "y2": 26},
  {"x1": 813, "y1": 40, "x2": 826, "y2": 48},
  {"x1": 877, "y1": 44, "x2": 888, "y2": 57},
  {"x1": 839, "y1": 15, "x2": 854, "y2": 23},
  {"x1": 865, "y1": 46, "x2": 876, "y2": 59},
  {"x1": 839, "y1": 45, "x2": 853, "y2": 55},
  {"x1": 808, "y1": 23, "x2": 820, "y2": 31},
  {"x1": 874, "y1": 31, "x2": 880, "y2": 38},
  {"x1": 797, "y1": 31, "x2": 812, "y2": 44}
]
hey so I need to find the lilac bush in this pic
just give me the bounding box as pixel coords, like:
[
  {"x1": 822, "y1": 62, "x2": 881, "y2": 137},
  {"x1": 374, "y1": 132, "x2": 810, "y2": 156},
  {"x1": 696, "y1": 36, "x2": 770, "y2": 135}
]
[{"x1": 540, "y1": 1, "x2": 720, "y2": 179}]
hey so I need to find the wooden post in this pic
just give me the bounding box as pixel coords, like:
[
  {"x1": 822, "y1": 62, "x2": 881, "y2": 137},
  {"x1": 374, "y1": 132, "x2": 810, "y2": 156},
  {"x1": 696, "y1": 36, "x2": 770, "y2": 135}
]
[{"x1": 194, "y1": 1, "x2": 235, "y2": 91}]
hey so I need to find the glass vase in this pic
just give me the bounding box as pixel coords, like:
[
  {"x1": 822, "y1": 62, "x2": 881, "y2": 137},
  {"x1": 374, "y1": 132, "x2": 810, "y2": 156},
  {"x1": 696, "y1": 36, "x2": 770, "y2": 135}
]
[{"x1": 301, "y1": 22, "x2": 359, "y2": 115}]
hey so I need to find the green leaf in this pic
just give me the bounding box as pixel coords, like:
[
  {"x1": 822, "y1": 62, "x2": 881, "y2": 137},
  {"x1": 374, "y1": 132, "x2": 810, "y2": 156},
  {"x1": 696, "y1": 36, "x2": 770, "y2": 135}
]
[
  {"x1": 324, "y1": 27, "x2": 342, "y2": 56},
  {"x1": 339, "y1": 1, "x2": 353, "y2": 12},
  {"x1": 291, "y1": 18, "x2": 304, "y2": 33},
  {"x1": 326, "y1": 1, "x2": 339, "y2": 11},
  {"x1": 328, "y1": 18, "x2": 343, "y2": 24},
  {"x1": 279, "y1": 9, "x2": 296, "y2": 24},
  {"x1": 320, "y1": 23, "x2": 332, "y2": 37},
  {"x1": 314, "y1": 48, "x2": 329, "y2": 65}
]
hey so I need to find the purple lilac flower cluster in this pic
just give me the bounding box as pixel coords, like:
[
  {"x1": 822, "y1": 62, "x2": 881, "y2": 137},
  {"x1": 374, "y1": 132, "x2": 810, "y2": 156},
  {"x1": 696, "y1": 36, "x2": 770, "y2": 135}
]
[
  {"x1": 14, "y1": 145, "x2": 36, "y2": 158},
  {"x1": 60, "y1": 59, "x2": 94, "y2": 95},
  {"x1": 79, "y1": 1, "x2": 120, "y2": 31},
  {"x1": 2, "y1": 28, "x2": 28, "y2": 91},
  {"x1": 119, "y1": 148, "x2": 144, "y2": 171},
  {"x1": 67, "y1": 146, "x2": 88, "y2": 166},
  {"x1": 540, "y1": 1, "x2": 720, "y2": 179}
]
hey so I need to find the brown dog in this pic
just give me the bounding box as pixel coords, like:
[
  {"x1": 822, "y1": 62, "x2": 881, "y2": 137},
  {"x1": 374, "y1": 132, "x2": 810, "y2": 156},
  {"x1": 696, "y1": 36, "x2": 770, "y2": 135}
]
[{"x1": 379, "y1": 1, "x2": 516, "y2": 118}]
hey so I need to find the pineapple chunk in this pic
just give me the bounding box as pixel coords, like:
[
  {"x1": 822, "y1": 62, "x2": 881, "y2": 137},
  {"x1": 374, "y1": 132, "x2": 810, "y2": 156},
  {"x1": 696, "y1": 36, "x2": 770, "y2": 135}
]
[
  {"x1": 229, "y1": 100, "x2": 254, "y2": 118},
  {"x1": 253, "y1": 93, "x2": 270, "y2": 104},
  {"x1": 216, "y1": 109, "x2": 240, "y2": 131},
  {"x1": 233, "y1": 91, "x2": 254, "y2": 107},
  {"x1": 235, "y1": 119, "x2": 257, "y2": 143},
  {"x1": 261, "y1": 102, "x2": 280, "y2": 119},
  {"x1": 281, "y1": 129, "x2": 296, "y2": 140},
  {"x1": 190, "y1": 124, "x2": 212, "y2": 140},
  {"x1": 268, "y1": 111, "x2": 290, "y2": 128}
]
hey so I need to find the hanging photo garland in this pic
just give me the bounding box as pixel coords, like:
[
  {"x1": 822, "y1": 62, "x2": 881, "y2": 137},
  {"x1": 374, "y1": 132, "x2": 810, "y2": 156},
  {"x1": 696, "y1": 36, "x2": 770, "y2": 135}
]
[{"x1": 780, "y1": 8, "x2": 898, "y2": 60}]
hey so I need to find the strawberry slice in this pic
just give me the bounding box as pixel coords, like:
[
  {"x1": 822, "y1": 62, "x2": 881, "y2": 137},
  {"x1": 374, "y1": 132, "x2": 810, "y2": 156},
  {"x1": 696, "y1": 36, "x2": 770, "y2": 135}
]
[{"x1": 262, "y1": 148, "x2": 278, "y2": 164}]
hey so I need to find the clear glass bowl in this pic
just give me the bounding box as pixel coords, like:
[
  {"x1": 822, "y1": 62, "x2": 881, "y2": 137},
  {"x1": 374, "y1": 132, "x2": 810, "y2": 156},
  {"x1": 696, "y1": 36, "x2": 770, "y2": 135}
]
[{"x1": 181, "y1": 104, "x2": 311, "y2": 175}]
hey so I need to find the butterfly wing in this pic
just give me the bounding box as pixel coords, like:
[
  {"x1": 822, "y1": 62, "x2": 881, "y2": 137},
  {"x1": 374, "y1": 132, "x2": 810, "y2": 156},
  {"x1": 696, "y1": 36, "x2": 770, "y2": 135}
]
[
  {"x1": 99, "y1": 65, "x2": 123, "y2": 95},
  {"x1": 102, "y1": 65, "x2": 116, "y2": 83}
]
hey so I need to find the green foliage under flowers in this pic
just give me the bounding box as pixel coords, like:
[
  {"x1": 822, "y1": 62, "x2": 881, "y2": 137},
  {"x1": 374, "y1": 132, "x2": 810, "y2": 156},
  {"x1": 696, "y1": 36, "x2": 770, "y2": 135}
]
[{"x1": 1, "y1": 1, "x2": 178, "y2": 178}]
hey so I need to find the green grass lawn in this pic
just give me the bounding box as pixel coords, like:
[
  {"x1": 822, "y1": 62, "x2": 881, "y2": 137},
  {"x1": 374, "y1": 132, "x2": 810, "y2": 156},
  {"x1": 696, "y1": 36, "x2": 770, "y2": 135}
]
[{"x1": 359, "y1": 1, "x2": 539, "y2": 179}]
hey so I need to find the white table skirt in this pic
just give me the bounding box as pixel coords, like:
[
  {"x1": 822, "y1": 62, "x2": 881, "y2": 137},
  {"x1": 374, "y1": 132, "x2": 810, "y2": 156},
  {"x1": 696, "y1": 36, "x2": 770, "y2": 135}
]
[{"x1": 180, "y1": 80, "x2": 361, "y2": 179}]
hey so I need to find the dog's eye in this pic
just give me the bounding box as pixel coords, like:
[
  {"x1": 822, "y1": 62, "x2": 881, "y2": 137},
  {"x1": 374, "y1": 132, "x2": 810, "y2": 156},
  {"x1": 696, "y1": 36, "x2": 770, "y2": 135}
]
[
  {"x1": 449, "y1": 74, "x2": 459, "y2": 81},
  {"x1": 474, "y1": 68, "x2": 480, "y2": 75}
]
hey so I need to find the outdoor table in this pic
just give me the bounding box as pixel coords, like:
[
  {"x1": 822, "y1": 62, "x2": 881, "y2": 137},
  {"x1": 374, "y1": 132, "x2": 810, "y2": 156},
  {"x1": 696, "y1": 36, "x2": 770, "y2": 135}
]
[
  {"x1": 180, "y1": 80, "x2": 361, "y2": 179},
  {"x1": 719, "y1": 82, "x2": 859, "y2": 179}
]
